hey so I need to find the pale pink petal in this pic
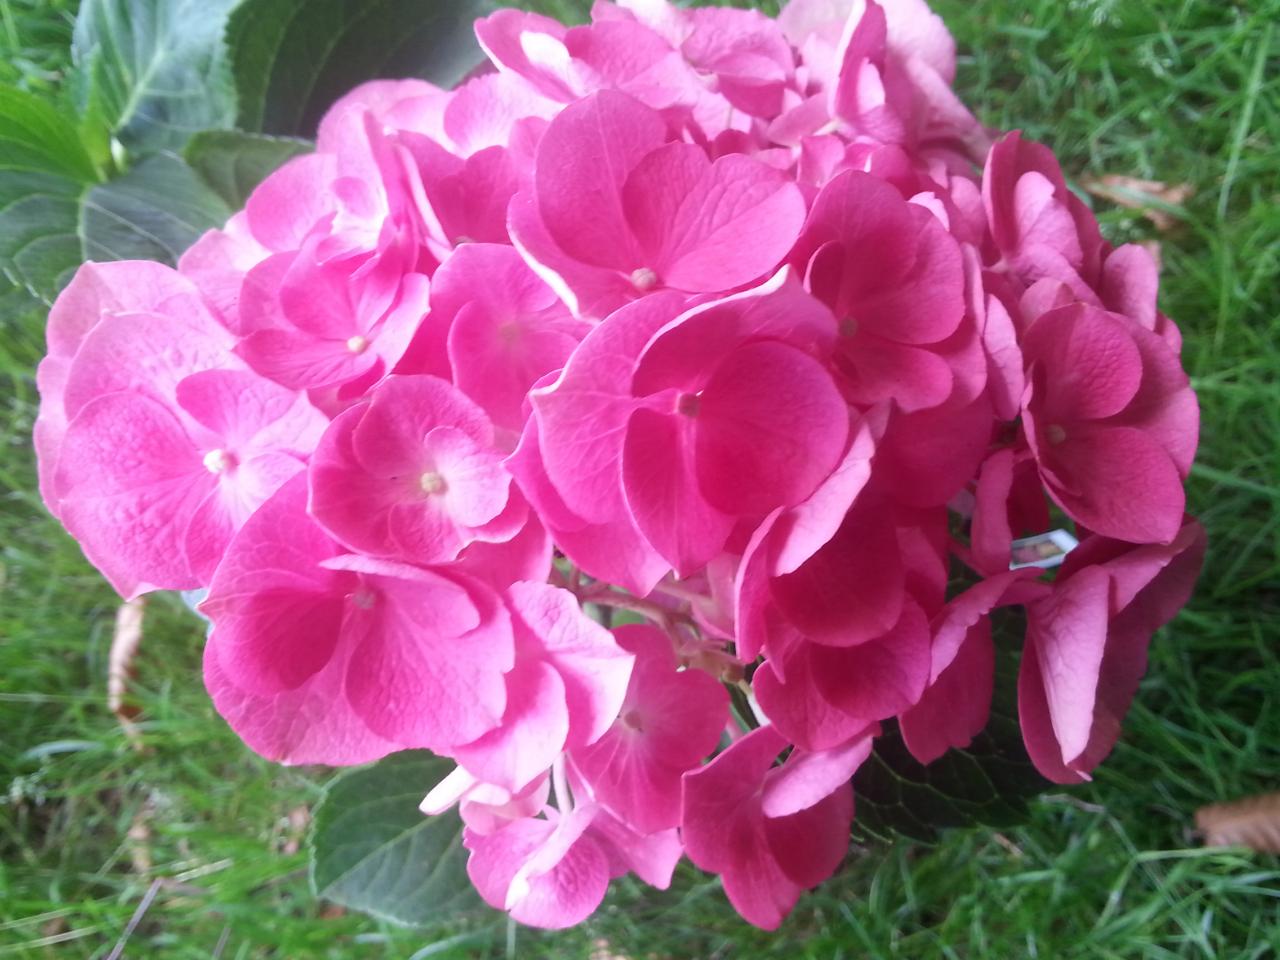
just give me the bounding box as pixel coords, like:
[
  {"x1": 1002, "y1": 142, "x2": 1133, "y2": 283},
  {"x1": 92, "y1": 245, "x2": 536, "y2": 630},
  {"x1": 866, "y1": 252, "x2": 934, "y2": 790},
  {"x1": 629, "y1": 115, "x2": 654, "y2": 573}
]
[
  {"x1": 454, "y1": 659, "x2": 569, "y2": 791},
  {"x1": 507, "y1": 581, "x2": 635, "y2": 750}
]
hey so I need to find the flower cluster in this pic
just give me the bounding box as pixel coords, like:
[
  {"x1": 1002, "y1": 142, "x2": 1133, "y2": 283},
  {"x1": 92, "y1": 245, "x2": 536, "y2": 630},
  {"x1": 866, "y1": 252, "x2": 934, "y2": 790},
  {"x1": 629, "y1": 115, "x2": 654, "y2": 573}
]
[{"x1": 37, "y1": 0, "x2": 1204, "y2": 931}]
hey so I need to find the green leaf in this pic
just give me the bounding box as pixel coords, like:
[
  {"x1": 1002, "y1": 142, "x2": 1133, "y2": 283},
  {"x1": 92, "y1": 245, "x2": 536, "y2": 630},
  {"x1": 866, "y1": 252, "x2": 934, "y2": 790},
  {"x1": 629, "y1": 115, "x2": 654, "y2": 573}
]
[
  {"x1": 851, "y1": 612, "x2": 1052, "y2": 843},
  {"x1": 309, "y1": 750, "x2": 487, "y2": 927},
  {"x1": 184, "y1": 130, "x2": 312, "y2": 208},
  {"x1": 227, "y1": 0, "x2": 494, "y2": 138},
  {"x1": 0, "y1": 88, "x2": 230, "y2": 302},
  {"x1": 70, "y1": 0, "x2": 241, "y2": 153},
  {"x1": 81, "y1": 152, "x2": 232, "y2": 264},
  {"x1": 0, "y1": 85, "x2": 99, "y2": 182}
]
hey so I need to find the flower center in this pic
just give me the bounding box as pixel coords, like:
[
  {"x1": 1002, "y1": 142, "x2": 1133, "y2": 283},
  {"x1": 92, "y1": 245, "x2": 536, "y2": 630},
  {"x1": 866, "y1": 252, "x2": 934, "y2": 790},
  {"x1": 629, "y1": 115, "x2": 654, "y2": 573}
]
[
  {"x1": 419, "y1": 471, "x2": 448, "y2": 495},
  {"x1": 202, "y1": 448, "x2": 235, "y2": 474},
  {"x1": 630, "y1": 267, "x2": 659, "y2": 291},
  {"x1": 621, "y1": 709, "x2": 645, "y2": 733},
  {"x1": 350, "y1": 587, "x2": 377, "y2": 610},
  {"x1": 346, "y1": 334, "x2": 369, "y2": 354},
  {"x1": 677, "y1": 392, "x2": 701, "y2": 417},
  {"x1": 839, "y1": 316, "x2": 859, "y2": 338},
  {"x1": 1046, "y1": 424, "x2": 1067, "y2": 445}
]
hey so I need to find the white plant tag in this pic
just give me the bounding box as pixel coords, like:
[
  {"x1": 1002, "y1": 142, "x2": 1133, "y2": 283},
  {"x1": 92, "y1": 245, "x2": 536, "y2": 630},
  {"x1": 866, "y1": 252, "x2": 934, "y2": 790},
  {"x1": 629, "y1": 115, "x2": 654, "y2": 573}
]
[{"x1": 1009, "y1": 528, "x2": 1079, "y2": 570}]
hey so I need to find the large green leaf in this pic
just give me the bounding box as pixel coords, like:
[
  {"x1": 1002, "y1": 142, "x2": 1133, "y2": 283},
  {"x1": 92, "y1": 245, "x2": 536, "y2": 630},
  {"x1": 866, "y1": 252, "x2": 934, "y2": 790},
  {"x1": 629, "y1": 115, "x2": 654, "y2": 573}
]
[
  {"x1": 81, "y1": 153, "x2": 232, "y2": 264},
  {"x1": 0, "y1": 86, "x2": 230, "y2": 301},
  {"x1": 184, "y1": 129, "x2": 312, "y2": 209},
  {"x1": 851, "y1": 612, "x2": 1052, "y2": 843},
  {"x1": 226, "y1": 0, "x2": 494, "y2": 138},
  {"x1": 309, "y1": 750, "x2": 487, "y2": 927},
  {"x1": 71, "y1": 0, "x2": 241, "y2": 152}
]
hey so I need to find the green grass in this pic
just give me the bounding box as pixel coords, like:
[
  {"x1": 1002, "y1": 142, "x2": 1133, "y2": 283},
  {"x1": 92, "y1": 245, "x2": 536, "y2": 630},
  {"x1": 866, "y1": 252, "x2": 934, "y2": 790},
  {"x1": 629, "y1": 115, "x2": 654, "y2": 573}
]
[{"x1": 3, "y1": 0, "x2": 1279, "y2": 957}]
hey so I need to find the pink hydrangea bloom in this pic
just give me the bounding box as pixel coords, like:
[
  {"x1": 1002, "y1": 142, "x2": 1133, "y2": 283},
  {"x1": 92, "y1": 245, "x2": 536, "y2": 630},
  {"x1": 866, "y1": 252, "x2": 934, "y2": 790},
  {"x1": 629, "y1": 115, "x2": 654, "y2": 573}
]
[
  {"x1": 308, "y1": 374, "x2": 519, "y2": 564},
  {"x1": 37, "y1": 0, "x2": 1205, "y2": 934}
]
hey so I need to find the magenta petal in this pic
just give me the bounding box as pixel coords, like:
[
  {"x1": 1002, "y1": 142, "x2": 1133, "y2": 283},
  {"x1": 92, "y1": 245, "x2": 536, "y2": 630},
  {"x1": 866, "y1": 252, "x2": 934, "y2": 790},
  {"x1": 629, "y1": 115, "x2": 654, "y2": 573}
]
[
  {"x1": 1023, "y1": 305, "x2": 1144, "y2": 423},
  {"x1": 971, "y1": 448, "x2": 1016, "y2": 576},
  {"x1": 761, "y1": 784, "x2": 852, "y2": 888},
  {"x1": 695, "y1": 340, "x2": 850, "y2": 517},
  {"x1": 681, "y1": 724, "x2": 789, "y2": 871},
  {"x1": 623, "y1": 406, "x2": 735, "y2": 575},
  {"x1": 535, "y1": 90, "x2": 666, "y2": 270},
  {"x1": 1023, "y1": 565, "x2": 1112, "y2": 768},
  {"x1": 351, "y1": 375, "x2": 493, "y2": 476},
  {"x1": 654, "y1": 153, "x2": 806, "y2": 293},
  {"x1": 344, "y1": 569, "x2": 514, "y2": 751},
  {"x1": 465, "y1": 814, "x2": 611, "y2": 930},
  {"x1": 1044, "y1": 425, "x2": 1186, "y2": 545},
  {"x1": 533, "y1": 292, "x2": 687, "y2": 522},
  {"x1": 622, "y1": 141, "x2": 711, "y2": 269},
  {"x1": 203, "y1": 636, "x2": 398, "y2": 767},
  {"x1": 770, "y1": 490, "x2": 904, "y2": 647},
  {"x1": 753, "y1": 652, "x2": 874, "y2": 751},
  {"x1": 899, "y1": 616, "x2": 994, "y2": 765},
  {"x1": 244, "y1": 154, "x2": 337, "y2": 251},
  {"x1": 236, "y1": 328, "x2": 375, "y2": 392},
  {"x1": 877, "y1": 391, "x2": 993, "y2": 508},
  {"x1": 769, "y1": 417, "x2": 876, "y2": 576},
  {"x1": 572, "y1": 624, "x2": 726, "y2": 831},
  {"x1": 62, "y1": 312, "x2": 234, "y2": 420},
  {"x1": 808, "y1": 601, "x2": 931, "y2": 720},
  {"x1": 795, "y1": 170, "x2": 964, "y2": 345}
]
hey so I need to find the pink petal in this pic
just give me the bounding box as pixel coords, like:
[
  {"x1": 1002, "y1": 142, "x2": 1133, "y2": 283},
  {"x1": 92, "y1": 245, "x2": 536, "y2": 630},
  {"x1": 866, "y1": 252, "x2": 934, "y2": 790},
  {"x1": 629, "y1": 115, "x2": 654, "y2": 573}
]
[
  {"x1": 505, "y1": 415, "x2": 669, "y2": 596},
  {"x1": 1022, "y1": 565, "x2": 1112, "y2": 768},
  {"x1": 532, "y1": 292, "x2": 687, "y2": 523},
  {"x1": 899, "y1": 614, "x2": 993, "y2": 765},
  {"x1": 245, "y1": 153, "x2": 338, "y2": 252},
  {"x1": 753, "y1": 646, "x2": 875, "y2": 751},
  {"x1": 761, "y1": 727, "x2": 876, "y2": 818},
  {"x1": 770, "y1": 489, "x2": 904, "y2": 647},
  {"x1": 507, "y1": 582, "x2": 635, "y2": 750},
  {"x1": 454, "y1": 659, "x2": 569, "y2": 791},
  {"x1": 796, "y1": 171, "x2": 965, "y2": 346},
  {"x1": 629, "y1": 148, "x2": 807, "y2": 293},
  {"x1": 56, "y1": 392, "x2": 211, "y2": 595},
  {"x1": 342, "y1": 567, "x2": 512, "y2": 751},
  {"x1": 203, "y1": 633, "x2": 399, "y2": 766},
  {"x1": 1041, "y1": 424, "x2": 1186, "y2": 545},
  {"x1": 695, "y1": 340, "x2": 850, "y2": 517},
  {"x1": 768, "y1": 416, "x2": 877, "y2": 576},
  {"x1": 623, "y1": 406, "x2": 735, "y2": 575},
  {"x1": 534, "y1": 90, "x2": 666, "y2": 271},
  {"x1": 807, "y1": 601, "x2": 931, "y2": 720},
  {"x1": 1022, "y1": 304, "x2": 1145, "y2": 423},
  {"x1": 876, "y1": 391, "x2": 993, "y2": 508}
]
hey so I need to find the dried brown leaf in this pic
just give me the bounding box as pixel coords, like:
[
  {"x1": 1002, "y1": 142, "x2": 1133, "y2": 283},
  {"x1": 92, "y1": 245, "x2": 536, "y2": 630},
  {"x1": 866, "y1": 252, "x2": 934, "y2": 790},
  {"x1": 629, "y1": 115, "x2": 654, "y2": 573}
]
[
  {"x1": 1196, "y1": 792, "x2": 1280, "y2": 853},
  {"x1": 590, "y1": 940, "x2": 635, "y2": 960},
  {"x1": 127, "y1": 807, "x2": 153, "y2": 874},
  {"x1": 1139, "y1": 239, "x2": 1163, "y2": 273},
  {"x1": 1079, "y1": 174, "x2": 1194, "y2": 232},
  {"x1": 108, "y1": 597, "x2": 146, "y2": 750}
]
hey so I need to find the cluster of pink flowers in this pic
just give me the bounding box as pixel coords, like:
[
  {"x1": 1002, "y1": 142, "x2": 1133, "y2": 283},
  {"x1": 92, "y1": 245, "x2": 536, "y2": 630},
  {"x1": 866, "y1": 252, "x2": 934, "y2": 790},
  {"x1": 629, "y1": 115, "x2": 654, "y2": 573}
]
[{"x1": 36, "y1": 0, "x2": 1204, "y2": 931}]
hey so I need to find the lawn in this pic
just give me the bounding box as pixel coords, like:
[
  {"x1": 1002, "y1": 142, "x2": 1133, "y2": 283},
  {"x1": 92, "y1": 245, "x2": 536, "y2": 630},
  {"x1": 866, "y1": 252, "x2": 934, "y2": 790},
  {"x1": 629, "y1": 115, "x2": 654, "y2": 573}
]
[{"x1": 1, "y1": 0, "x2": 1278, "y2": 957}]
